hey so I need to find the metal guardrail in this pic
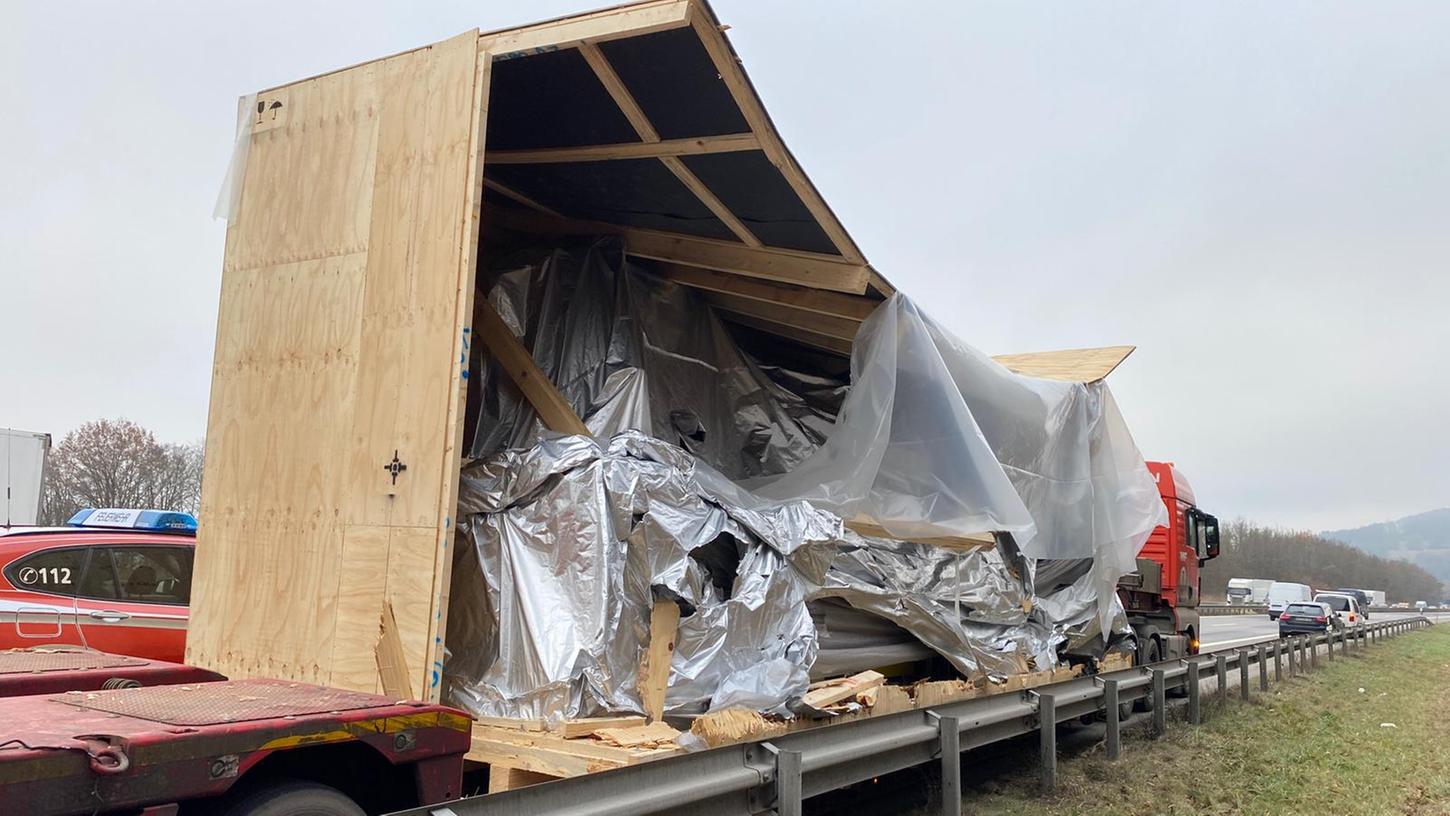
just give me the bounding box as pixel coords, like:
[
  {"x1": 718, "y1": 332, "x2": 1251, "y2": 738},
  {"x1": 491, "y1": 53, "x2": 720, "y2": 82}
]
[
  {"x1": 400, "y1": 617, "x2": 1432, "y2": 816},
  {"x1": 1199, "y1": 603, "x2": 1267, "y2": 615}
]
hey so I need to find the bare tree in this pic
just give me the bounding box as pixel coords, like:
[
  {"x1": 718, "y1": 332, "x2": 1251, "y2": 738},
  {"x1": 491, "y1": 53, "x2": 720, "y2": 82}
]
[{"x1": 40, "y1": 419, "x2": 204, "y2": 525}]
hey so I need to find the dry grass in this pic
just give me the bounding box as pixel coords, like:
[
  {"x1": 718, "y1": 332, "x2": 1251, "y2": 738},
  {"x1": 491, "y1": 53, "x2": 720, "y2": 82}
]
[{"x1": 960, "y1": 626, "x2": 1450, "y2": 816}]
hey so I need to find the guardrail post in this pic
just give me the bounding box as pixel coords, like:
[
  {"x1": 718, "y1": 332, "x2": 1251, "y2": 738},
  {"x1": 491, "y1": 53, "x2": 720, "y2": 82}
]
[
  {"x1": 1186, "y1": 660, "x2": 1201, "y2": 724},
  {"x1": 1286, "y1": 637, "x2": 1296, "y2": 676},
  {"x1": 1299, "y1": 637, "x2": 1309, "y2": 672},
  {"x1": 1310, "y1": 635, "x2": 1318, "y2": 669},
  {"x1": 1340, "y1": 628, "x2": 1349, "y2": 658},
  {"x1": 1151, "y1": 669, "x2": 1166, "y2": 737},
  {"x1": 771, "y1": 746, "x2": 802, "y2": 816},
  {"x1": 1239, "y1": 651, "x2": 1250, "y2": 701},
  {"x1": 1258, "y1": 645, "x2": 1268, "y2": 691},
  {"x1": 1274, "y1": 640, "x2": 1283, "y2": 680},
  {"x1": 1102, "y1": 679, "x2": 1121, "y2": 761},
  {"x1": 1216, "y1": 654, "x2": 1228, "y2": 703},
  {"x1": 1038, "y1": 693, "x2": 1057, "y2": 795},
  {"x1": 932, "y1": 713, "x2": 961, "y2": 816}
]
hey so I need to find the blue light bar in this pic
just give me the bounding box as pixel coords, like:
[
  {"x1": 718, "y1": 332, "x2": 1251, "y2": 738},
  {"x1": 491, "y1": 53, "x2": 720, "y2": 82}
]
[{"x1": 67, "y1": 508, "x2": 198, "y2": 533}]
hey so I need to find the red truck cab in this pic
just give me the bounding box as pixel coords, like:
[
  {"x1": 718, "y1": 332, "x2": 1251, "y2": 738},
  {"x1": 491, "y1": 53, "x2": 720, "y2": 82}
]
[{"x1": 1117, "y1": 461, "x2": 1220, "y2": 664}]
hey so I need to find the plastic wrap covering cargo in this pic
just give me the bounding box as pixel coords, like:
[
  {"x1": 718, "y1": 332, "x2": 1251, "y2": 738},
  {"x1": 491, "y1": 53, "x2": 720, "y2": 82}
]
[
  {"x1": 444, "y1": 431, "x2": 1061, "y2": 721},
  {"x1": 464, "y1": 237, "x2": 828, "y2": 480},
  {"x1": 443, "y1": 238, "x2": 1150, "y2": 720}
]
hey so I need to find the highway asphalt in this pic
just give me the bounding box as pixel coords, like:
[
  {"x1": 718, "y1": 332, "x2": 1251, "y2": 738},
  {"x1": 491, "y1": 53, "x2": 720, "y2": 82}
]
[{"x1": 1199, "y1": 608, "x2": 1435, "y2": 650}]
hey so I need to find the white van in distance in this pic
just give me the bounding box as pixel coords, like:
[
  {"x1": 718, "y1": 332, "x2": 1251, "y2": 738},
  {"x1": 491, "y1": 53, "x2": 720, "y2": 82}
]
[{"x1": 1266, "y1": 581, "x2": 1313, "y2": 620}]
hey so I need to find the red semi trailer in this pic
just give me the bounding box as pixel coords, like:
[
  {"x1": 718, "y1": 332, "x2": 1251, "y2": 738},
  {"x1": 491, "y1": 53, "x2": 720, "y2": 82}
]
[{"x1": 0, "y1": 648, "x2": 471, "y2": 815}]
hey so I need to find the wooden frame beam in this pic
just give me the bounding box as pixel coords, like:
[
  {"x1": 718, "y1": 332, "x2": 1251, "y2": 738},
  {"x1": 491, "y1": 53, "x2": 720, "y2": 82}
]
[
  {"x1": 472, "y1": 297, "x2": 591, "y2": 435},
  {"x1": 717, "y1": 311, "x2": 852, "y2": 357},
  {"x1": 487, "y1": 206, "x2": 869, "y2": 294},
  {"x1": 487, "y1": 133, "x2": 759, "y2": 164},
  {"x1": 478, "y1": 0, "x2": 692, "y2": 58},
  {"x1": 704, "y1": 292, "x2": 861, "y2": 342},
  {"x1": 484, "y1": 178, "x2": 562, "y2": 218},
  {"x1": 577, "y1": 41, "x2": 762, "y2": 248},
  {"x1": 688, "y1": 5, "x2": 866, "y2": 264},
  {"x1": 661, "y1": 264, "x2": 879, "y2": 320}
]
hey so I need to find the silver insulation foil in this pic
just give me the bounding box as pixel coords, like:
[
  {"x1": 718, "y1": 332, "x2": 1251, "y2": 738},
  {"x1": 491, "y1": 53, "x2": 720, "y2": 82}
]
[
  {"x1": 444, "y1": 237, "x2": 1158, "y2": 721},
  {"x1": 443, "y1": 431, "x2": 1068, "y2": 721}
]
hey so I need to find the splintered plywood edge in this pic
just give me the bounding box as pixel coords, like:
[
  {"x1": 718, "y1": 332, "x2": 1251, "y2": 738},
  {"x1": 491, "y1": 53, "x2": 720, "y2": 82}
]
[
  {"x1": 375, "y1": 601, "x2": 414, "y2": 700},
  {"x1": 639, "y1": 600, "x2": 680, "y2": 723},
  {"x1": 801, "y1": 670, "x2": 885, "y2": 709},
  {"x1": 554, "y1": 716, "x2": 647, "y2": 738},
  {"x1": 593, "y1": 721, "x2": 681, "y2": 748},
  {"x1": 991, "y1": 345, "x2": 1136, "y2": 383}
]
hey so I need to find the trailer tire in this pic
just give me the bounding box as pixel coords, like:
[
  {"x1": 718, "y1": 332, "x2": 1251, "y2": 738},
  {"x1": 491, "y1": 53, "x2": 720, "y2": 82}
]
[
  {"x1": 214, "y1": 780, "x2": 366, "y2": 816},
  {"x1": 1132, "y1": 638, "x2": 1162, "y2": 713}
]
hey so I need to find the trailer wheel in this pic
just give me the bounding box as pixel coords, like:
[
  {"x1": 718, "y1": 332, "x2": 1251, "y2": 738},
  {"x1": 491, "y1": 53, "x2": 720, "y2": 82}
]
[
  {"x1": 215, "y1": 780, "x2": 366, "y2": 816},
  {"x1": 1132, "y1": 638, "x2": 1162, "y2": 713}
]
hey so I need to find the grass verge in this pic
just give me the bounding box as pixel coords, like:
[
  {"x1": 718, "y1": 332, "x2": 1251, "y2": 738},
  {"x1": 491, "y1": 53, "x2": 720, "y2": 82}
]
[{"x1": 962, "y1": 626, "x2": 1450, "y2": 816}]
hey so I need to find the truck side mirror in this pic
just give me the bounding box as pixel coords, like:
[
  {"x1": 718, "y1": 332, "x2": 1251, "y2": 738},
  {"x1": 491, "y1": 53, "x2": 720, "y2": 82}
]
[{"x1": 1203, "y1": 514, "x2": 1220, "y2": 560}]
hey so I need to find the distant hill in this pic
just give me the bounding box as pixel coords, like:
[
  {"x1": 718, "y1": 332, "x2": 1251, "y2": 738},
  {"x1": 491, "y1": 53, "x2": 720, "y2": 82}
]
[{"x1": 1324, "y1": 508, "x2": 1450, "y2": 588}]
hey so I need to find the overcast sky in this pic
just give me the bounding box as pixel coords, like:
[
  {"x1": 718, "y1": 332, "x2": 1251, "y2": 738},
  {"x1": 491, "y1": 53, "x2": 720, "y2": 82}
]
[{"x1": 3, "y1": 1, "x2": 1446, "y2": 531}]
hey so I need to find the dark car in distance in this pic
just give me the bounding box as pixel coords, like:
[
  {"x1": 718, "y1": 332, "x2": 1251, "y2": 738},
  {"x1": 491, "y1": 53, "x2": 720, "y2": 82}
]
[{"x1": 1278, "y1": 601, "x2": 1341, "y2": 637}]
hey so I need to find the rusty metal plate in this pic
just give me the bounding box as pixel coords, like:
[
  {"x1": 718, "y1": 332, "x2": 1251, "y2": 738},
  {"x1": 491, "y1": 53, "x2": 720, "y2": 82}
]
[
  {"x1": 0, "y1": 649, "x2": 145, "y2": 675},
  {"x1": 54, "y1": 679, "x2": 390, "y2": 725}
]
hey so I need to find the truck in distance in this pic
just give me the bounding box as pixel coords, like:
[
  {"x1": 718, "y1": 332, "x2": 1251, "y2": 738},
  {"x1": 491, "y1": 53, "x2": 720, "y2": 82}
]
[
  {"x1": 1266, "y1": 581, "x2": 1313, "y2": 620},
  {"x1": 1225, "y1": 577, "x2": 1273, "y2": 604}
]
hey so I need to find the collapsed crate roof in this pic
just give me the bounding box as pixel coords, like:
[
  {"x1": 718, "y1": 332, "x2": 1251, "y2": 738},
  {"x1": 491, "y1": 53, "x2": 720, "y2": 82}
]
[
  {"x1": 191, "y1": 0, "x2": 892, "y2": 702},
  {"x1": 476, "y1": 0, "x2": 891, "y2": 357}
]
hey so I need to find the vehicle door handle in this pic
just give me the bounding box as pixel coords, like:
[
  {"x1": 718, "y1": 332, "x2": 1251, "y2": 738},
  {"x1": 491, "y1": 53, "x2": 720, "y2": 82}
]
[{"x1": 89, "y1": 610, "x2": 131, "y2": 623}]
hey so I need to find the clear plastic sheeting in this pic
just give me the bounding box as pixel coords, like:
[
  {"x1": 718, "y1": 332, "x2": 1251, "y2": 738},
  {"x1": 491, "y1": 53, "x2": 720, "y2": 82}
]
[
  {"x1": 748, "y1": 297, "x2": 1167, "y2": 632},
  {"x1": 445, "y1": 236, "x2": 1168, "y2": 719},
  {"x1": 442, "y1": 431, "x2": 1067, "y2": 721}
]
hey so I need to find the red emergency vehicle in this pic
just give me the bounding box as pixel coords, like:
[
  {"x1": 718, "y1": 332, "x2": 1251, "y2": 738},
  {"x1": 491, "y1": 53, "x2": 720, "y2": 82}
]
[{"x1": 0, "y1": 509, "x2": 196, "y2": 662}]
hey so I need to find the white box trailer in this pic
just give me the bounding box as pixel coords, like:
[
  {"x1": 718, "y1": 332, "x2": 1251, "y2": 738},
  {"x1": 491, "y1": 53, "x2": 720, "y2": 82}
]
[{"x1": 2, "y1": 429, "x2": 50, "y2": 527}]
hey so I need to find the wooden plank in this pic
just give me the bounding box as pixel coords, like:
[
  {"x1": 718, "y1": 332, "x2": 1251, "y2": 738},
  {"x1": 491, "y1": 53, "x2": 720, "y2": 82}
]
[
  {"x1": 843, "y1": 517, "x2": 997, "y2": 552},
  {"x1": 661, "y1": 264, "x2": 879, "y2": 320},
  {"x1": 639, "y1": 600, "x2": 680, "y2": 723},
  {"x1": 188, "y1": 32, "x2": 482, "y2": 693},
  {"x1": 991, "y1": 346, "x2": 1137, "y2": 383},
  {"x1": 479, "y1": 0, "x2": 692, "y2": 58},
  {"x1": 487, "y1": 207, "x2": 868, "y2": 293},
  {"x1": 484, "y1": 178, "x2": 563, "y2": 218},
  {"x1": 704, "y1": 292, "x2": 861, "y2": 342},
  {"x1": 577, "y1": 41, "x2": 659, "y2": 140},
  {"x1": 472, "y1": 297, "x2": 591, "y2": 436},
  {"x1": 467, "y1": 724, "x2": 681, "y2": 776},
  {"x1": 578, "y1": 41, "x2": 761, "y2": 248},
  {"x1": 593, "y1": 722, "x2": 681, "y2": 748},
  {"x1": 554, "y1": 716, "x2": 647, "y2": 738},
  {"x1": 688, "y1": 7, "x2": 865, "y2": 265},
  {"x1": 717, "y1": 312, "x2": 852, "y2": 356},
  {"x1": 487, "y1": 133, "x2": 758, "y2": 164},
  {"x1": 375, "y1": 601, "x2": 414, "y2": 700},
  {"x1": 801, "y1": 670, "x2": 885, "y2": 709},
  {"x1": 489, "y1": 766, "x2": 557, "y2": 793}
]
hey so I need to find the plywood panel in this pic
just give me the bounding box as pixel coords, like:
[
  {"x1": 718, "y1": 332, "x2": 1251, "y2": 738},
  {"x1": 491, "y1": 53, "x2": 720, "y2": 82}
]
[
  {"x1": 190, "y1": 31, "x2": 484, "y2": 699},
  {"x1": 991, "y1": 346, "x2": 1136, "y2": 383}
]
